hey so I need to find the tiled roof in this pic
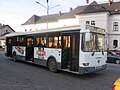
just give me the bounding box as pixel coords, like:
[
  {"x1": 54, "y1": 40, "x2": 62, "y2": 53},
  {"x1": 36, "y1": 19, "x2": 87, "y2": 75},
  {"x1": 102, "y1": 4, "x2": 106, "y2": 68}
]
[
  {"x1": 36, "y1": 13, "x2": 61, "y2": 23},
  {"x1": 0, "y1": 25, "x2": 15, "y2": 32},
  {"x1": 22, "y1": 15, "x2": 40, "y2": 25},
  {"x1": 59, "y1": 6, "x2": 87, "y2": 19},
  {"x1": 22, "y1": 1, "x2": 120, "y2": 25},
  {"x1": 78, "y1": 1, "x2": 107, "y2": 14}
]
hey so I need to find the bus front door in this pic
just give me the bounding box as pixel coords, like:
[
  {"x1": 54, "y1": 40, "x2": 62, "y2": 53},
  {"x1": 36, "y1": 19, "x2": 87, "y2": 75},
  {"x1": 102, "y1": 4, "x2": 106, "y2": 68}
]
[
  {"x1": 26, "y1": 36, "x2": 34, "y2": 62},
  {"x1": 6, "y1": 37, "x2": 12, "y2": 57},
  {"x1": 62, "y1": 32, "x2": 79, "y2": 72},
  {"x1": 70, "y1": 33, "x2": 79, "y2": 72}
]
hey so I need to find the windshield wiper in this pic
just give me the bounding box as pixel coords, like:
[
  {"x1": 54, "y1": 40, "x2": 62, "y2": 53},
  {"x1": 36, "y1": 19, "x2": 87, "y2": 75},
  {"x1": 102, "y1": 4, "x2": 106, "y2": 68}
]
[
  {"x1": 102, "y1": 48, "x2": 104, "y2": 55},
  {"x1": 91, "y1": 51, "x2": 95, "y2": 56}
]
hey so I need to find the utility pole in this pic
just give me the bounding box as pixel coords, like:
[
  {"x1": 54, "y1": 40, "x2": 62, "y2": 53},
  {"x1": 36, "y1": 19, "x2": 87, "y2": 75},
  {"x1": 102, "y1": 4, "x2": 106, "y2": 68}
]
[{"x1": 36, "y1": 0, "x2": 60, "y2": 29}]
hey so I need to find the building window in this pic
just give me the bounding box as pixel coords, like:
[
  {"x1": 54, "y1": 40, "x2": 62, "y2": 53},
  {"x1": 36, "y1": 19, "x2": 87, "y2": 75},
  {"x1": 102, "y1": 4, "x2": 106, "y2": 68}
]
[
  {"x1": 25, "y1": 29, "x2": 27, "y2": 32},
  {"x1": 86, "y1": 21, "x2": 90, "y2": 29},
  {"x1": 113, "y1": 22, "x2": 118, "y2": 31},
  {"x1": 6, "y1": 30, "x2": 8, "y2": 33},
  {"x1": 91, "y1": 21, "x2": 95, "y2": 25},
  {"x1": 113, "y1": 40, "x2": 118, "y2": 48},
  {"x1": 86, "y1": 21, "x2": 90, "y2": 25}
]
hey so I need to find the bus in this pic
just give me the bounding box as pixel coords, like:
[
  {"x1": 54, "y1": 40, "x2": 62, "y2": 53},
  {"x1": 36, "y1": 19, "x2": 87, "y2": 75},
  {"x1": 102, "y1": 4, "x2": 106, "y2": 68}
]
[{"x1": 5, "y1": 25, "x2": 107, "y2": 74}]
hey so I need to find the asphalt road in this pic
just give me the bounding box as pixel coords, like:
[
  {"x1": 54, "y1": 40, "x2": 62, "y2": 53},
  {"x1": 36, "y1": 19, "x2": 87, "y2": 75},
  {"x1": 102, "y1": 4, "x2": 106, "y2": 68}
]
[{"x1": 0, "y1": 51, "x2": 120, "y2": 90}]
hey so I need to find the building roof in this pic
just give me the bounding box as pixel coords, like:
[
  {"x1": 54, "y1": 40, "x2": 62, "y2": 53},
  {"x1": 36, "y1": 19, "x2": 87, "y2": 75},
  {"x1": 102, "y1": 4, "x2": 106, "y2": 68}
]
[
  {"x1": 0, "y1": 25, "x2": 15, "y2": 32},
  {"x1": 78, "y1": 1, "x2": 107, "y2": 14},
  {"x1": 59, "y1": 6, "x2": 87, "y2": 19},
  {"x1": 22, "y1": 1, "x2": 120, "y2": 25},
  {"x1": 36, "y1": 13, "x2": 61, "y2": 23},
  {"x1": 22, "y1": 15, "x2": 40, "y2": 25}
]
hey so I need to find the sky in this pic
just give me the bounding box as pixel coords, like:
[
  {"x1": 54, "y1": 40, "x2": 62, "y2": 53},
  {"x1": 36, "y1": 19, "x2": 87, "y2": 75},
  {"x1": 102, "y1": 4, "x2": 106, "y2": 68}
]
[{"x1": 0, "y1": 0, "x2": 119, "y2": 32}]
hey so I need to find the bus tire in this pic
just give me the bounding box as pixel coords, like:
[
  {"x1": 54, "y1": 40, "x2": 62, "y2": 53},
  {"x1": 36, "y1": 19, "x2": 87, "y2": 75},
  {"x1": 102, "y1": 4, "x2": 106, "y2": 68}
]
[
  {"x1": 48, "y1": 58, "x2": 57, "y2": 73},
  {"x1": 12, "y1": 52, "x2": 17, "y2": 62}
]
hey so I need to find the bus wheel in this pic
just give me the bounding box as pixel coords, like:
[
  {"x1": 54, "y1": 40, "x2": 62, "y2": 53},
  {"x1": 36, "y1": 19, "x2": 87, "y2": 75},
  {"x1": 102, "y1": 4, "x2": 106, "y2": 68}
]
[
  {"x1": 48, "y1": 58, "x2": 57, "y2": 72},
  {"x1": 12, "y1": 52, "x2": 17, "y2": 62}
]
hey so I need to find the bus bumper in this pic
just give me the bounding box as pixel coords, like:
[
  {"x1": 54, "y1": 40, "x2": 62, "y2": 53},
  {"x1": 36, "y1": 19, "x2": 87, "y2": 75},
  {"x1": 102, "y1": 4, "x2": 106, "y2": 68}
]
[{"x1": 79, "y1": 64, "x2": 107, "y2": 74}]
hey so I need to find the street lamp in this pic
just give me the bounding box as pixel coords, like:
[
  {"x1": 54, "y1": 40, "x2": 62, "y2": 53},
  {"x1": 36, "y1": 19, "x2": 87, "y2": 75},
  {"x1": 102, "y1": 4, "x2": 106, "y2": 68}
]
[{"x1": 36, "y1": 0, "x2": 60, "y2": 29}]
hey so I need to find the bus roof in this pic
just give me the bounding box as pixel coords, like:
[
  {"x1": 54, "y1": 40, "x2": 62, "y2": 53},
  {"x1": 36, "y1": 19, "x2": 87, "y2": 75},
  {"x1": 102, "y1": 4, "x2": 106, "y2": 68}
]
[
  {"x1": 6, "y1": 25, "x2": 106, "y2": 37},
  {"x1": 6, "y1": 25, "x2": 80, "y2": 37}
]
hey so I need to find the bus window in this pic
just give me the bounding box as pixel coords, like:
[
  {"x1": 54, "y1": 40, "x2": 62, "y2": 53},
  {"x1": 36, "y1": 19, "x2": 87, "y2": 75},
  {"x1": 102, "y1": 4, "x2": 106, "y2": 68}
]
[
  {"x1": 13, "y1": 37, "x2": 19, "y2": 46},
  {"x1": 35, "y1": 36, "x2": 46, "y2": 47},
  {"x1": 48, "y1": 36, "x2": 61, "y2": 48},
  {"x1": 63, "y1": 36, "x2": 70, "y2": 48},
  {"x1": 48, "y1": 37, "x2": 54, "y2": 47},
  {"x1": 54, "y1": 37, "x2": 58, "y2": 48},
  {"x1": 8, "y1": 39, "x2": 12, "y2": 45},
  {"x1": 59, "y1": 36, "x2": 61, "y2": 48},
  {"x1": 27, "y1": 38, "x2": 33, "y2": 46},
  {"x1": 19, "y1": 36, "x2": 25, "y2": 46},
  {"x1": 41, "y1": 37, "x2": 46, "y2": 47},
  {"x1": 36, "y1": 36, "x2": 41, "y2": 46}
]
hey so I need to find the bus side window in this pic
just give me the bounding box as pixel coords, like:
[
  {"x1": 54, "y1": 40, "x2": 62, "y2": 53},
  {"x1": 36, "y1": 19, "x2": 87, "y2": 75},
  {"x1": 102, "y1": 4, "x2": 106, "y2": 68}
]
[
  {"x1": 8, "y1": 39, "x2": 12, "y2": 45},
  {"x1": 41, "y1": 37, "x2": 46, "y2": 47},
  {"x1": 19, "y1": 36, "x2": 25, "y2": 46},
  {"x1": 48, "y1": 37, "x2": 54, "y2": 48},
  {"x1": 48, "y1": 36, "x2": 61, "y2": 48},
  {"x1": 36, "y1": 36, "x2": 41, "y2": 46},
  {"x1": 63, "y1": 36, "x2": 70, "y2": 48},
  {"x1": 35, "y1": 36, "x2": 46, "y2": 47},
  {"x1": 13, "y1": 37, "x2": 19, "y2": 46}
]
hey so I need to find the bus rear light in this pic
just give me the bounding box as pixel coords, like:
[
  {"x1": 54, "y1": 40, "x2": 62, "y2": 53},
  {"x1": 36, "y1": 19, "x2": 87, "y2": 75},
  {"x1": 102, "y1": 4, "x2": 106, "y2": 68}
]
[{"x1": 83, "y1": 63, "x2": 89, "y2": 66}]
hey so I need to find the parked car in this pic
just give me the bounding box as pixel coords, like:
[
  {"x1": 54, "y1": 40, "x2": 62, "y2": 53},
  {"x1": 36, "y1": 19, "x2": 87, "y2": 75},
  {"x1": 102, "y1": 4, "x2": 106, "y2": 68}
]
[
  {"x1": 115, "y1": 51, "x2": 120, "y2": 55},
  {"x1": 107, "y1": 51, "x2": 120, "y2": 64},
  {"x1": 112, "y1": 78, "x2": 120, "y2": 90}
]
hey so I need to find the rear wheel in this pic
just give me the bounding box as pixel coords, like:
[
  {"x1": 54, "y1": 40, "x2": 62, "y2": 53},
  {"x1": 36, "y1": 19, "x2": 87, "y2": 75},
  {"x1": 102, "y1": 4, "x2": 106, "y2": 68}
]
[
  {"x1": 116, "y1": 60, "x2": 120, "y2": 64},
  {"x1": 12, "y1": 52, "x2": 17, "y2": 62},
  {"x1": 48, "y1": 58, "x2": 57, "y2": 72}
]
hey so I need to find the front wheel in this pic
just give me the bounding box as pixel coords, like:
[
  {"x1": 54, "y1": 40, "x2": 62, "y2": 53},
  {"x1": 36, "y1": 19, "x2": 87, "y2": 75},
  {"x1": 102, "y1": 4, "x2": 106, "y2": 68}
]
[{"x1": 48, "y1": 58, "x2": 57, "y2": 72}]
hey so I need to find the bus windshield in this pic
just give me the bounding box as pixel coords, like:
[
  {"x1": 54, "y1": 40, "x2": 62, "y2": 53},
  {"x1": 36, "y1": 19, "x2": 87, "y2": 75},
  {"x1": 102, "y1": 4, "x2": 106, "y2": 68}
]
[{"x1": 82, "y1": 32, "x2": 106, "y2": 52}]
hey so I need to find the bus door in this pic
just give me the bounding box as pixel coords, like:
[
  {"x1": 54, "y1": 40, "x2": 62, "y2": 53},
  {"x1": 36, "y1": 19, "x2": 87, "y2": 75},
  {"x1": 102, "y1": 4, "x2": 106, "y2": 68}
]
[
  {"x1": 26, "y1": 36, "x2": 34, "y2": 61},
  {"x1": 62, "y1": 32, "x2": 79, "y2": 72},
  {"x1": 6, "y1": 37, "x2": 12, "y2": 57},
  {"x1": 70, "y1": 32, "x2": 79, "y2": 72}
]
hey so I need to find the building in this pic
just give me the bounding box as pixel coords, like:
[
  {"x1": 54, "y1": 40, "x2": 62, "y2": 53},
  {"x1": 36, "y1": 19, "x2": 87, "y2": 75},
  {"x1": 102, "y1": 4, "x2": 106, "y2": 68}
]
[
  {"x1": 21, "y1": 1, "x2": 120, "y2": 50},
  {"x1": 0, "y1": 24, "x2": 15, "y2": 48}
]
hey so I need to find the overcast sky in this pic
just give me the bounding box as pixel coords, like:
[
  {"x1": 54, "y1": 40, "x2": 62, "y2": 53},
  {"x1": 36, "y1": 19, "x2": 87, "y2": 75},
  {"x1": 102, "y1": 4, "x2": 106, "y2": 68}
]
[{"x1": 0, "y1": 0, "x2": 119, "y2": 31}]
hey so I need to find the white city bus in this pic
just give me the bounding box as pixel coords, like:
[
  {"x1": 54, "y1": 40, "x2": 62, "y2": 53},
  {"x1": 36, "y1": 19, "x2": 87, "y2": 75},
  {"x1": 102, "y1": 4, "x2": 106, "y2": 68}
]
[{"x1": 5, "y1": 25, "x2": 107, "y2": 74}]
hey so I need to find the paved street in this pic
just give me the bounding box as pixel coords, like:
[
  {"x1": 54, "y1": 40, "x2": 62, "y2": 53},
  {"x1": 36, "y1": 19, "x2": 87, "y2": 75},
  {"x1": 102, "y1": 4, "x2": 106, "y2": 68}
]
[{"x1": 0, "y1": 51, "x2": 120, "y2": 90}]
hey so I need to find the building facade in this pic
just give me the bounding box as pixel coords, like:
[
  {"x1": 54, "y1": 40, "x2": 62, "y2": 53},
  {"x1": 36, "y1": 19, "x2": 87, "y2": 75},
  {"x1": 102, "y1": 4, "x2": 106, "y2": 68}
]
[
  {"x1": 21, "y1": 1, "x2": 120, "y2": 50},
  {"x1": 0, "y1": 24, "x2": 15, "y2": 48}
]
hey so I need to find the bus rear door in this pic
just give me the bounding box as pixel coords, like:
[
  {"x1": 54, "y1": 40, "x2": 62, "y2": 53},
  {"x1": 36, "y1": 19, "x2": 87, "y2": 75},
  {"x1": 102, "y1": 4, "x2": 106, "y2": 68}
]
[{"x1": 26, "y1": 36, "x2": 34, "y2": 62}]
